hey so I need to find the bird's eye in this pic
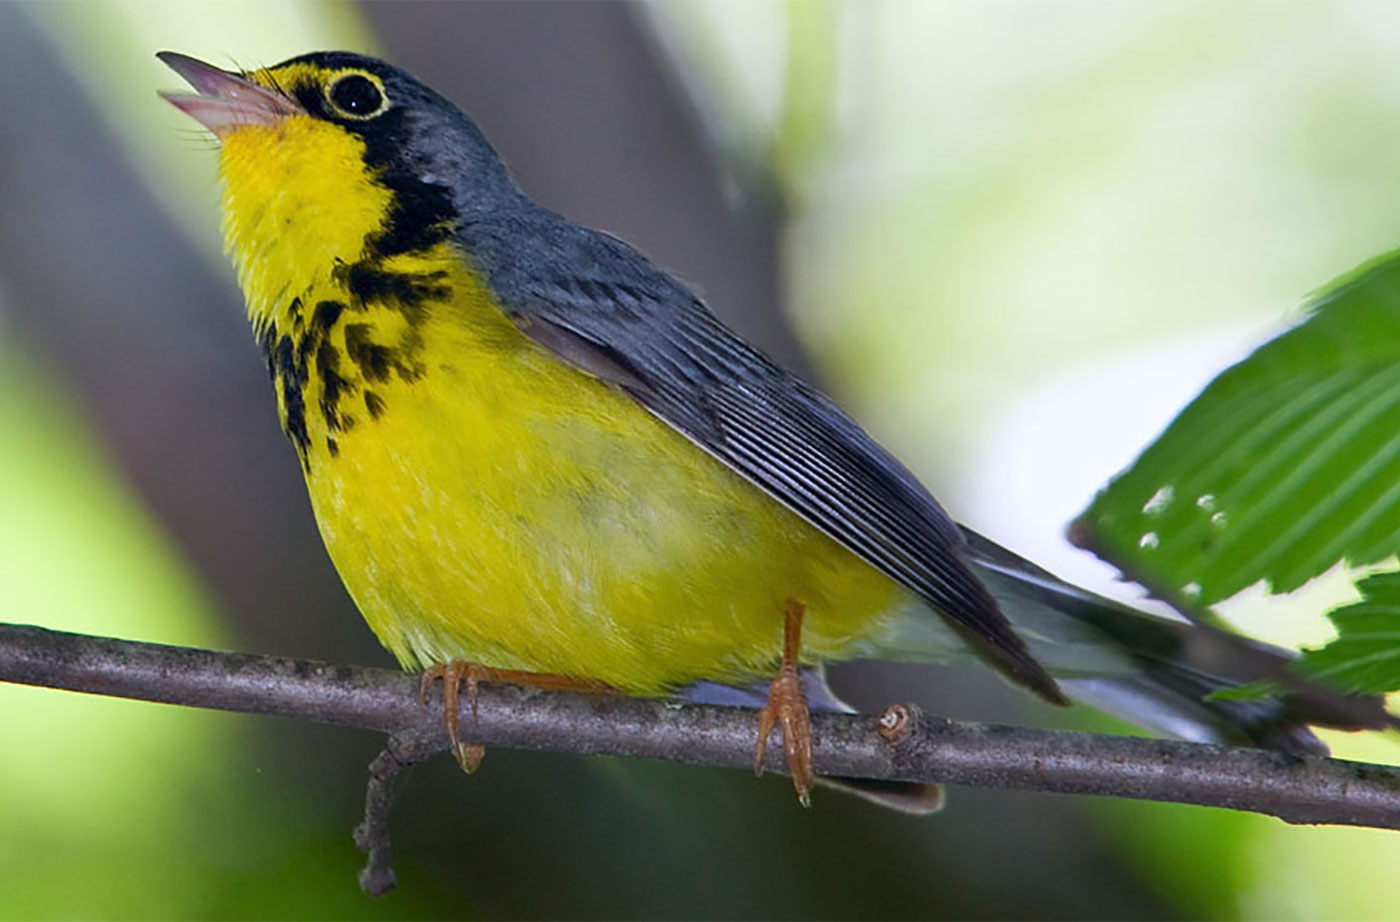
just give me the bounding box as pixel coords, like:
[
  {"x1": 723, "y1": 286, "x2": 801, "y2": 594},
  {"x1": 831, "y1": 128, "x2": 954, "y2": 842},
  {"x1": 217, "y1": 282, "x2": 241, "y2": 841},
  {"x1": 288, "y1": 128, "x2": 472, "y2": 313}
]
[{"x1": 326, "y1": 72, "x2": 387, "y2": 120}]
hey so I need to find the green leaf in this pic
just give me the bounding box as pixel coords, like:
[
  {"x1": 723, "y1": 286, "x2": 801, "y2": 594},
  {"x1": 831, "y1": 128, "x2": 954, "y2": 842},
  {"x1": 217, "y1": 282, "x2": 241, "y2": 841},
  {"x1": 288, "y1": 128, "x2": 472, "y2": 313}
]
[
  {"x1": 1219, "y1": 570, "x2": 1400, "y2": 697},
  {"x1": 1073, "y1": 249, "x2": 1400, "y2": 620},
  {"x1": 1292, "y1": 571, "x2": 1400, "y2": 695}
]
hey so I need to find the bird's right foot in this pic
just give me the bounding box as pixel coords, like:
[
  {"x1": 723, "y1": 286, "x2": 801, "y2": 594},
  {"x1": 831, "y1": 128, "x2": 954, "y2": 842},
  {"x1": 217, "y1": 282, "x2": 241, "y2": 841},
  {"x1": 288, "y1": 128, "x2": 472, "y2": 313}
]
[{"x1": 754, "y1": 599, "x2": 815, "y2": 806}]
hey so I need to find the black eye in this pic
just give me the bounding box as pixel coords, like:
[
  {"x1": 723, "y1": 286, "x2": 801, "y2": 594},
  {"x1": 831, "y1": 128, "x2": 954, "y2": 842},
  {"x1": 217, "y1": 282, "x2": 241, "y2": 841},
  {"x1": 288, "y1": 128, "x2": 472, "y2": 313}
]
[{"x1": 327, "y1": 73, "x2": 386, "y2": 119}]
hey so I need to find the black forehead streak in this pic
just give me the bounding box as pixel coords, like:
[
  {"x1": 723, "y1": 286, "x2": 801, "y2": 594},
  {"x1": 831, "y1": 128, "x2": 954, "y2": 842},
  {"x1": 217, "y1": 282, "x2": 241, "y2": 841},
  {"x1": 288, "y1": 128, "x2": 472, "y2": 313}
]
[{"x1": 272, "y1": 49, "x2": 398, "y2": 75}]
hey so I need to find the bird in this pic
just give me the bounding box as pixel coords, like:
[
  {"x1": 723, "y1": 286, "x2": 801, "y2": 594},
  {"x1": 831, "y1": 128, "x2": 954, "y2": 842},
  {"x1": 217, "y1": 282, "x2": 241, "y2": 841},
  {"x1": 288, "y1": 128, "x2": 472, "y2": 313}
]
[{"x1": 158, "y1": 49, "x2": 1384, "y2": 809}]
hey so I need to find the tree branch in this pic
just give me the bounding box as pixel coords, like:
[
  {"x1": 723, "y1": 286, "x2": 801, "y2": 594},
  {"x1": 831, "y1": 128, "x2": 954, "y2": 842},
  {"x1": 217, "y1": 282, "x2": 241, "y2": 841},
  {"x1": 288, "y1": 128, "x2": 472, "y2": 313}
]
[{"x1": 3, "y1": 622, "x2": 1399, "y2": 894}]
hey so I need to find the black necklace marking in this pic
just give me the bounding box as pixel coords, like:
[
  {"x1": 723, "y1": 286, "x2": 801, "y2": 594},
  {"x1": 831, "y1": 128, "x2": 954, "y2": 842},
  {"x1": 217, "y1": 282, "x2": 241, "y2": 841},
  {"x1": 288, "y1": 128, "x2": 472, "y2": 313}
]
[{"x1": 255, "y1": 254, "x2": 451, "y2": 468}]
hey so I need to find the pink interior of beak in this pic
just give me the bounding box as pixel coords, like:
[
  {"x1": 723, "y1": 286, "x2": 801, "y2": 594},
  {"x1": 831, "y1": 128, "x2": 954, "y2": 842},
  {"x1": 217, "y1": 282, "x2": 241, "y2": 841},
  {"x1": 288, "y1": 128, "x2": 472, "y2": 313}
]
[{"x1": 158, "y1": 51, "x2": 301, "y2": 139}]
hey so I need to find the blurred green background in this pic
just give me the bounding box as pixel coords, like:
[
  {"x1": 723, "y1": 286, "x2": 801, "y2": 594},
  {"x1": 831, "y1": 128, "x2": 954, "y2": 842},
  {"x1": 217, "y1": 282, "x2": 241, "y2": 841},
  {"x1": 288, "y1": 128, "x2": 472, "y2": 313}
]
[{"x1": 2, "y1": 1, "x2": 1399, "y2": 918}]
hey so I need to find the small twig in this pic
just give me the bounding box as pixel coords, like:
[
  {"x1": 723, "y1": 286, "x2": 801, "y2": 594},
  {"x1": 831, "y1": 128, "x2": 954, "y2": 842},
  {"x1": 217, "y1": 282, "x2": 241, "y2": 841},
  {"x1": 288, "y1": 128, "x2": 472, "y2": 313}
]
[
  {"x1": 354, "y1": 730, "x2": 442, "y2": 895},
  {"x1": 355, "y1": 744, "x2": 403, "y2": 896},
  {"x1": 3, "y1": 621, "x2": 1400, "y2": 893}
]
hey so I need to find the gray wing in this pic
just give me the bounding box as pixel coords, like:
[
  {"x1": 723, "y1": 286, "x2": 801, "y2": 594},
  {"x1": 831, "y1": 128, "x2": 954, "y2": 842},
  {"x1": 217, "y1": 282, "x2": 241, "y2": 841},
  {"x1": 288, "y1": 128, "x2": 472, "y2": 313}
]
[{"x1": 461, "y1": 209, "x2": 1065, "y2": 704}]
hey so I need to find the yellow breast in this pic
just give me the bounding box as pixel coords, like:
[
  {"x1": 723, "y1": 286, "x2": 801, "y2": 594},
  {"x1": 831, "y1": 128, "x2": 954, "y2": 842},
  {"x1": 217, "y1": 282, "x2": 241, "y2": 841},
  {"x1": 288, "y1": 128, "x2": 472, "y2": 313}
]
[{"x1": 217, "y1": 112, "x2": 907, "y2": 694}]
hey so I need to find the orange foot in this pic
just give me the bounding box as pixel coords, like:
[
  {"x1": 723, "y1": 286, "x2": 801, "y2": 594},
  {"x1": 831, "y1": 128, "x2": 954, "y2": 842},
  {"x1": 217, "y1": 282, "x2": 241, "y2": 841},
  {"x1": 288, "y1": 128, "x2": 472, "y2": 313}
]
[
  {"x1": 419, "y1": 661, "x2": 614, "y2": 773},
  {"x1": 754, "y1": 599, "x2": 815, "y2": 807}
]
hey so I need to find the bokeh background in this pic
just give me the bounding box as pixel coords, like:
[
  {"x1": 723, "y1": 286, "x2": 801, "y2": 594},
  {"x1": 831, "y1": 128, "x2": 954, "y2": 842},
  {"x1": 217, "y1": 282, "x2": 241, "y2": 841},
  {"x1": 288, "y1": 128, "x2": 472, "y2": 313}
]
[{"x1": 3, "y1": 1, "x2": 1400, "y2": 918}]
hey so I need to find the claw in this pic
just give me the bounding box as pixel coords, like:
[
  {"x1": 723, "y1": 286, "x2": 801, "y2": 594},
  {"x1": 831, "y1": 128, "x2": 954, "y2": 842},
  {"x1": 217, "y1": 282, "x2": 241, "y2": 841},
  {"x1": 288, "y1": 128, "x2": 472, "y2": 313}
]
[
  {"x1": 419, "y1": 661, "x2": 485, "y2": 773},
  {"x1": 419, "y1": 660, "x2": 615, "y2": 775},
  {"x1": 753, "y1": 599, "x2": 815, "y2": 806}
]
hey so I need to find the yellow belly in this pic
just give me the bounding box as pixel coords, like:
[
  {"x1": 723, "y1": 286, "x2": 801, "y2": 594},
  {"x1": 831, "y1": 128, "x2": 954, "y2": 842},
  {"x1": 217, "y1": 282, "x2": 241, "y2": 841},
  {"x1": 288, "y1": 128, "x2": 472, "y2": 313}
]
[{"x1": 298, "y1": 294, "x2": 904, "y2": 694}]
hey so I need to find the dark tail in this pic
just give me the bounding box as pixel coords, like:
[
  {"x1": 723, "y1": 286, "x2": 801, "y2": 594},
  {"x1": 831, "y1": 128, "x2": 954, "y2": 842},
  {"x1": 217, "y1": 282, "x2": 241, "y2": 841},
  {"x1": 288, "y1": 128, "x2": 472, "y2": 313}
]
[{"x1": 960, "y1": 527, "x2": 1395, "y2": 757}]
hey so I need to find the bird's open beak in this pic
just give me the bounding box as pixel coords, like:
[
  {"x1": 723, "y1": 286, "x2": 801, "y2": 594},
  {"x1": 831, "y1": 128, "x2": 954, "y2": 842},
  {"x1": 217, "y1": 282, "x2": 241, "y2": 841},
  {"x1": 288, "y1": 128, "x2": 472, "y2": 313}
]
[{"x1": 158, "y1": 51, "x2": 302, "y2": 140}]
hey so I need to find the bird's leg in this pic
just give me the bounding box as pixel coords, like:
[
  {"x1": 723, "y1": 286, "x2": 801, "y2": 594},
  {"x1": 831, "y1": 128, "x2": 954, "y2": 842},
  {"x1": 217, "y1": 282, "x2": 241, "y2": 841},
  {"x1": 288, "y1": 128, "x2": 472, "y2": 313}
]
[
  {"x1": 754, "y1": 599, "x2": 815, "y2": 806},
  {"x1": 418, "y1": 661, "x2": 615, "y2": 773}
]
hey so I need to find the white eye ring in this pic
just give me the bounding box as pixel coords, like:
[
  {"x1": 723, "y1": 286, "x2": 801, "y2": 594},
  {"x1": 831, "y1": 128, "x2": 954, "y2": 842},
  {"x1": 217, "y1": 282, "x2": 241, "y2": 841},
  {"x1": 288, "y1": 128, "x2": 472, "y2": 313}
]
[{"x1": 325, "y1": 71, "x2": 389, "y2": 120}]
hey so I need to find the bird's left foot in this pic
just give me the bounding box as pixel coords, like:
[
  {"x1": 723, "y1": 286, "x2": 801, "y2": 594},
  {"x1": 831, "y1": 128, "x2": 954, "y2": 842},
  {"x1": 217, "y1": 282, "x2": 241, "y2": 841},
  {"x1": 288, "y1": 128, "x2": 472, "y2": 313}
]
[
  {"x1": 419, "y1": 661, "x2": 615, "y2": 773},
  {"x1": 754, "y1": 599, "x2": 815, "y2": 807},
  {"x1": 419, "y1": 661, "x2": 487, "y2": 772}
]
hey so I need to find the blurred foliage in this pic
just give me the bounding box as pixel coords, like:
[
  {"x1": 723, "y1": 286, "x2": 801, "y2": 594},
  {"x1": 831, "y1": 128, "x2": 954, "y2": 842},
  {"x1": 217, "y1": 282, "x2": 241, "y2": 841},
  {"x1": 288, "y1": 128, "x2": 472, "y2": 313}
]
[
  {"x1": 784, "y1": 2, "x2": 1400, "y2": 494},
  {"x1": 772, "y1": 1, "x2": 838, "y2": 205},
  {"x1": 21, "y1": 0, "x2": 374, "y2": 263},
  {"x1": 1075, "y1": 247, "x2": 1400, "y2": 696},
  {"x1": 5, "y1": 2, "x2": 1400, "y2": 920},
  {"x1": 0, "y1": 346, "x2": 227, "y2": 917},
  {"x1": 0, "y1": 349, "x2": 443, "y2": 919},
  {"x1": 1098, "y1": 797, "x2": 1256, "y2": 921}
]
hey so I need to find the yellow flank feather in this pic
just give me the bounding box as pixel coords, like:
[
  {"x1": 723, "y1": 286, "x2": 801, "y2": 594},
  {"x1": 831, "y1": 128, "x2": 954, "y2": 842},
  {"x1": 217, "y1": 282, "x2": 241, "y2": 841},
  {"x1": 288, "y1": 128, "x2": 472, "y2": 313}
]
[{"x1": 210, "y1": 61, "x2": 914, "y2": 695}]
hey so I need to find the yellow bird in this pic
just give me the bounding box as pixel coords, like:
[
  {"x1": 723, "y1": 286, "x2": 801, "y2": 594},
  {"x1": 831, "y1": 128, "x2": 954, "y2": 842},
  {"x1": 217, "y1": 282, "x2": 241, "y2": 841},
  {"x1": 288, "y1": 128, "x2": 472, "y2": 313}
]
[{"x1": 160, "y1": 50, "x2": 1350, "y2": 808}]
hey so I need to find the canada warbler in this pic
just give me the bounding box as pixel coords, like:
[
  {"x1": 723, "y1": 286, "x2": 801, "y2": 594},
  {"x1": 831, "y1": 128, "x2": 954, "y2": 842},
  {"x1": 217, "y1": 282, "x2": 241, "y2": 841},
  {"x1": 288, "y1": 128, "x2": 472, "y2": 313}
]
[{"x1": 160, "y1": 50, "x2": 1364, "y2": 808}]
